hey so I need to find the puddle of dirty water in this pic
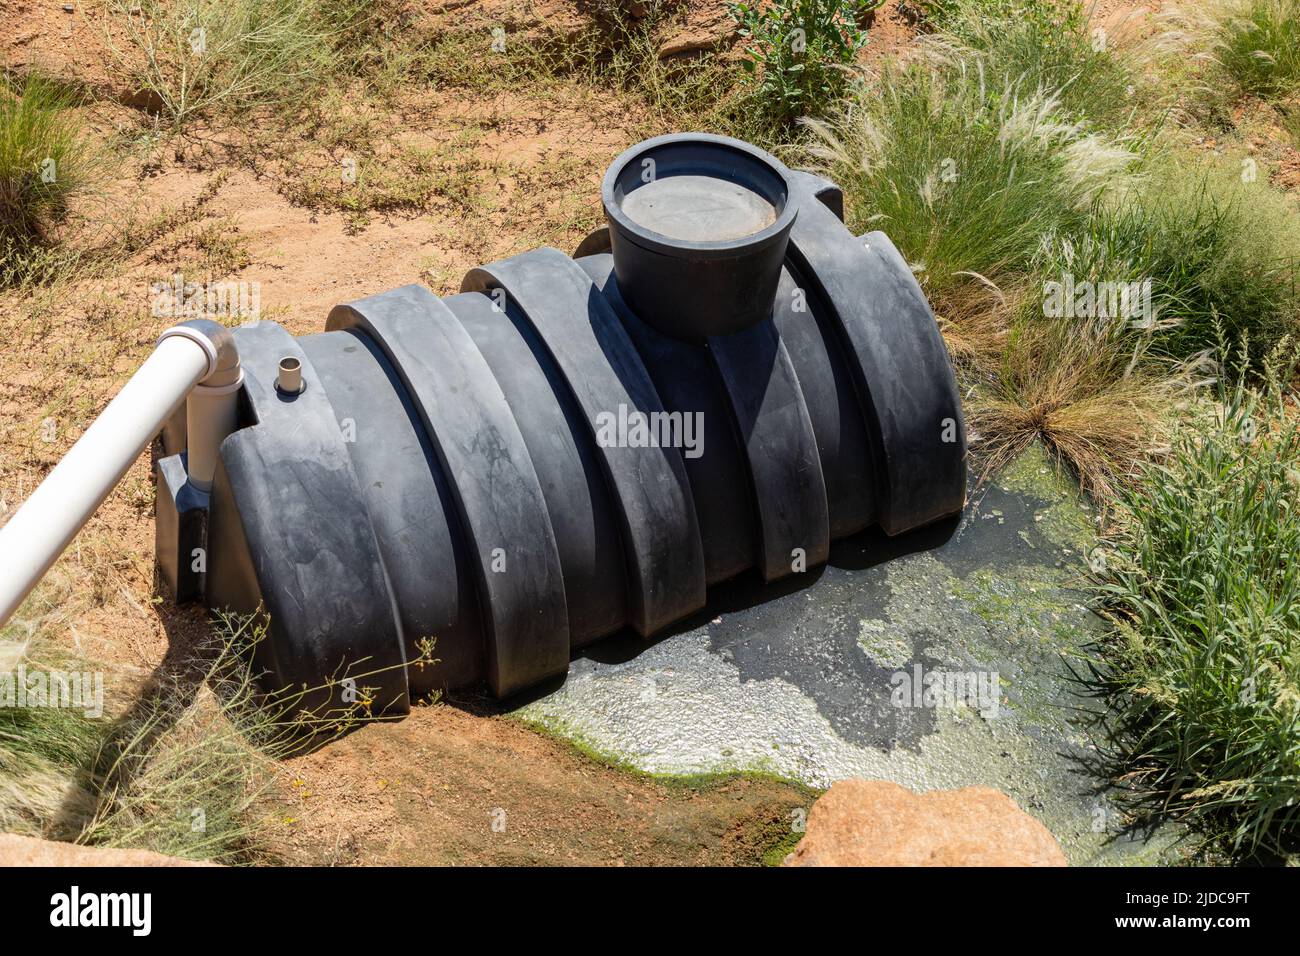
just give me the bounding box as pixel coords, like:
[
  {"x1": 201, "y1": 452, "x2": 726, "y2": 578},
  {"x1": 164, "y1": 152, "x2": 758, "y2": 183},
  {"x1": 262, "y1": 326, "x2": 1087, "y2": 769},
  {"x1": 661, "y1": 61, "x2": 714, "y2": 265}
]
[{"x1": 513, "y1": 444, "x2": 1188, "y2": 865}]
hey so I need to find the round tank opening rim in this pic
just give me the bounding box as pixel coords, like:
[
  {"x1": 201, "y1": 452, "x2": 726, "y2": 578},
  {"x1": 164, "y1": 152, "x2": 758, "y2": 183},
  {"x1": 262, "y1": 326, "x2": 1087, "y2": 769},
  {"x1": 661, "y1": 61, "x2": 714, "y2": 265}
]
[{"x1": 603, "y1": 136, "x2": 796, "y2": 253}]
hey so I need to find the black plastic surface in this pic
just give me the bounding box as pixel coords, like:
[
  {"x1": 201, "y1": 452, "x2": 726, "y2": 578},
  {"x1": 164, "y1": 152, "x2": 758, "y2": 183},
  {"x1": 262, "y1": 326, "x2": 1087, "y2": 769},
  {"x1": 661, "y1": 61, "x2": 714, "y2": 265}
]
[
  {"x1": 297, "y1": 328, "x2": 484, "y2": 693},
  {"x1": 175, "y1": 135, "x2": 967, "y2": 708},
  {"x1": 603, "y1": 133, "x2": 797, "y2": 341},
  {"x1": 206, "y1": 321, "x2": 410, "y2": 716},
  {"x1": 463, "y1": 248, "x2": 708, "y2": 637},
  {"x1": 784, "y1": 171, "x2": 968, "y2": 534},
  {"x1": 327, "y1": 286, "x2": 569, "y2": 697}
]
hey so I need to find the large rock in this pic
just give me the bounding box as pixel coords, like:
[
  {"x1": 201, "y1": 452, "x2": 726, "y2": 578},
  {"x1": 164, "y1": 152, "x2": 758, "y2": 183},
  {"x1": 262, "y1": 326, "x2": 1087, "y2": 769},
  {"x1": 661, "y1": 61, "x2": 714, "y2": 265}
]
[
  {"x1": 0, "y1": 833, "x2": 214, "y2": 867},
  {"x1": 784, "y1": 780, "x2": 1068, "y2": 867}
]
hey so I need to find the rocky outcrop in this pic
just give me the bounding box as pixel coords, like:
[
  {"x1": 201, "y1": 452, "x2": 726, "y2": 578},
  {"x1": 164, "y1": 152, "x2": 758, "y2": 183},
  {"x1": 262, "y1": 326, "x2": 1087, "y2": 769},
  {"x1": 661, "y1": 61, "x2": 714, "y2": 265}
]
[
  {"x1": 784, "y1": 779, "x2": 1068, "y2": 867},
  {"x1": 656, "y1": 3, "x2": 738, "y2": 59}
]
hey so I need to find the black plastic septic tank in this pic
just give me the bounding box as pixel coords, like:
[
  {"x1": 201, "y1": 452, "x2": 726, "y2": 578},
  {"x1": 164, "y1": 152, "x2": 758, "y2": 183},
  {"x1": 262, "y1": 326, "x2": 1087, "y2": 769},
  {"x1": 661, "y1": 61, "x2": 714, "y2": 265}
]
[{"x1": 165, "y1": 133, "x2": 966, "y2": 716}]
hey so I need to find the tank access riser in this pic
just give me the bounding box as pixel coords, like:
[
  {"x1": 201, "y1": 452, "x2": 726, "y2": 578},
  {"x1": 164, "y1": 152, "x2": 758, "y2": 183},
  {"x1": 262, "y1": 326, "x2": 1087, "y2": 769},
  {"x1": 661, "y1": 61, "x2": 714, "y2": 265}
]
[{"x1": 155, "y1": 134, "x2": 967, "y2": 717}]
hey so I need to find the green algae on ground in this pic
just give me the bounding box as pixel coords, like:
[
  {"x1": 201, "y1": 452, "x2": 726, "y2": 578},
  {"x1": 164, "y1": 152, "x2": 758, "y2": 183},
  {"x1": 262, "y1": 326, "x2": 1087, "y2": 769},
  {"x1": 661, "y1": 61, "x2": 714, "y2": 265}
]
[
  {"x1": 512, "y1": 713, "x2": 817, "y2": 795},
  {"x1": 511, "y1": 443, "x2": 1188, "y2": 864},
  {"x1": 512, "y1": 713, "x2": 820, "y2": 865},
  {"x1": 991, "y1": 442, "x2": 1098, "y2": 552}
]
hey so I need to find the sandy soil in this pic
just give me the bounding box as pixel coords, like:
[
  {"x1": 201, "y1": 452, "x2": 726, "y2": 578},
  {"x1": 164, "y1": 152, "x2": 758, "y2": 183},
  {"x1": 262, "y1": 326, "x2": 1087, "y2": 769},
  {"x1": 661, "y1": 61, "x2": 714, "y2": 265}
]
[
  {"x1": 0, "y1": 0, "x2": 813, "y2": 866},
  {"x1": 2, "y1": 0, "x2": 1290, "y2": 865}
]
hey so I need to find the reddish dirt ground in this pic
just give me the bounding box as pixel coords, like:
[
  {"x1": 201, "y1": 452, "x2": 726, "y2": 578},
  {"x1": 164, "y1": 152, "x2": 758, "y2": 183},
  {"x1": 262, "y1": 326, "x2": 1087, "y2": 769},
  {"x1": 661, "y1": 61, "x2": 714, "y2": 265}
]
[
  {"x1": 2, "y1": 0, "x2": 1290, "y2": 865},
  {"x1": 274, "y1": 704, "x2": 811, "y2": 866},
  {"x1": 1, "y1": 0, "x2": 817, "y2": 866}
]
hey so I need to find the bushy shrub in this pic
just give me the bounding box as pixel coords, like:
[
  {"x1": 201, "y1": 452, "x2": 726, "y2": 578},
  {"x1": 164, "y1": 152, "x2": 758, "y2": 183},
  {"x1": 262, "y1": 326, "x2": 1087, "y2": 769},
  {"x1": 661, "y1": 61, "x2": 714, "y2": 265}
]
[{"x1": 727, "y1": 0, "x2": 872, "y2": 125}]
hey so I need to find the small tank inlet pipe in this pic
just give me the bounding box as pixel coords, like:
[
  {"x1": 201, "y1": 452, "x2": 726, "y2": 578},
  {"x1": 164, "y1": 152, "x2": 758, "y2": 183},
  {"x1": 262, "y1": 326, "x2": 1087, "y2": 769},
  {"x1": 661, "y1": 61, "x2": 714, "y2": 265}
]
[
  {"x1": 276, "y1": 356, "x2": 303, "y2": 395},
  {"x1": 0, "y1": 319, "x2": 239, "y2": 627}
]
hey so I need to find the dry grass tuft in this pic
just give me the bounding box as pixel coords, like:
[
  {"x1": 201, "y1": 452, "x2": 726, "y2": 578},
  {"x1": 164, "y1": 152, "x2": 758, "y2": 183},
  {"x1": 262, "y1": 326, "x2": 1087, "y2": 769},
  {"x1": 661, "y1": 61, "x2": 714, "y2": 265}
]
[{"x1": 965, "y1": 312, "x2": 1200, "y2": 500}]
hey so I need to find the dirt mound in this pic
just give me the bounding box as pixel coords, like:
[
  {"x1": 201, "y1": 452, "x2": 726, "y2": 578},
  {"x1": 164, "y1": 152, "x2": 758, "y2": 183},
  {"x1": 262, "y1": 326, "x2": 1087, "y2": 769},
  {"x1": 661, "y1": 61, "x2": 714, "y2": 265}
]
[{"x1": 272, "y1": 702, "x2": 812, "y2": 866}]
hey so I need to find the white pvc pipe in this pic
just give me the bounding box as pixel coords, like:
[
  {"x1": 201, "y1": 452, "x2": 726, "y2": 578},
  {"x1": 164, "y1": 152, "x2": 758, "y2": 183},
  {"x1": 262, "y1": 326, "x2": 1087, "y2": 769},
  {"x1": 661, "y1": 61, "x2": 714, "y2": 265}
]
[
  {"x1": 0, "y1": 335, "x2": 212, "y2": 626},
  {"x1": 186, "y1": 369, "x2": 243, "y2": 493}
]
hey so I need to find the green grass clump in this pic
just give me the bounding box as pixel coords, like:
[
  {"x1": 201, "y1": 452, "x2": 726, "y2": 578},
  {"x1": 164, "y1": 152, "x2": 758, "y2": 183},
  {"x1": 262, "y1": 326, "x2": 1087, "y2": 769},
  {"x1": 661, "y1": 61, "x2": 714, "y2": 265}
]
[
  {"x1": 4, "y1": 590, "x2": 432, "y2": 863},
  {"x1": 1153, "y1": 0, "x2": 1300, "y2": 132},
  {"x1": 1086, "y1": 343, "x2": 1300, "y2": 858},
  {"x1": 0, "y1": 674, "x2": 102, "y2": 840},
  {"x1": 77, "y1": 617, "x2": 288, "y2": 863},
  {"x1": 926, "y1": 0, "x2": 1138, "y2": 129},
  {"x1": 1027, "y1": 155, "x2": 1300, "y2": 364},
  {"x1": 1083, "y1": 160, "x2": 1300, "y2": 362},
  {"x1": 802, "y1": 0, "x2": 1167, "y2": 304},
  {"x1": 105, "y1": 0, "x2": 346, "y2": 127},
  {"x1": 80, "y1": 613, "x2": 434, "y2": 863},
  {"x1": 0, "y1": 577, "x2": 103, "y2": 839},
  {"x1": 1214, "y1": 0, "x2": 1300, "y2": 99},
  {"x1": 0, "y1": 73, "x2": 91, "y2": 253},
  {"x1": 803, "y1": 59, "x2": 1135, "y2": 297}
]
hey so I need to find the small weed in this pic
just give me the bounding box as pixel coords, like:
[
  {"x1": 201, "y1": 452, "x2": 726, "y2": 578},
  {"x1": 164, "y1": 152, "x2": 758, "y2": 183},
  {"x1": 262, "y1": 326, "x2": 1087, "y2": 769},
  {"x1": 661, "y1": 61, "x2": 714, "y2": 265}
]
[{"x1": 728, "y1": 0, "x2": 872, "y2": 126}]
